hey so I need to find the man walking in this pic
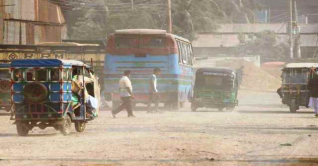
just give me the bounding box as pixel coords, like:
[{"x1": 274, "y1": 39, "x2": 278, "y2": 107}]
[
  {"x1": 308, "y1": 69, "x2": 318, "y2": 117},
  {"x1": 147, "y1": 68, "x2": 161, "y2": 113},
  {"x1": 112, "y1": 70, "x2": 135, "y2": 118}
]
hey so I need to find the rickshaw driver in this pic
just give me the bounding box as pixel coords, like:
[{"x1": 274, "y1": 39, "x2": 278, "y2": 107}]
[
  {"x1": 72, "y1": 73, "x2": 98, "y2": 117},
  {"x1": 308, "y1": 68, "x2": 318, "y2": 117}
]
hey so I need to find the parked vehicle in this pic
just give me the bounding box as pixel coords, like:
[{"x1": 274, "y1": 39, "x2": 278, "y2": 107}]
[
  {"x1": 104, "y1": 29, "x2": 194, "y2": 110},
  {"x1": 0, "y1": 61, "x2": 11, "y2": 112},
  {"x1": 281, "y1": 63, "x2": 318, "y2": 113},
  {"x1": 11, "y1": 59, "x2": 100, "y2": 136},
  {"x1": 191, "y1": 68, "x2": 239, "y2": 111}
]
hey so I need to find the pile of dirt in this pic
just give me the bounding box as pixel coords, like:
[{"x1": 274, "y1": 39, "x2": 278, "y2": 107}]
[{"x1": 216, "y1": 60, "x2": 281, "y2": 92}]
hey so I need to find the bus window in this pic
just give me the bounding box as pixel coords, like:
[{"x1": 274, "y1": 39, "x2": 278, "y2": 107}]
[
  {"x1": 187, "y1": 44, "x2": 193, "y2": 65},
  {"x1": 116, "y1": 37, "x2": 139, "y2": 48},
  {"x1": 181, "y1": 42, "x2": 188, "y2": 64},
  {"x1": 140, "y1": 37, "x2": 166, "y2": 48},
  {"x1": 177, "y1": 41, "x2": 183, "y2": 64},
  {"x1": 36, "y1": 69, "x2": 47, "y2": 81}
]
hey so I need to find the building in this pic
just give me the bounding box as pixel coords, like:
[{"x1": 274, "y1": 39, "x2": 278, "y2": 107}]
[
  {"x1": 193, "y1": 23, "x2": 318, "y2": 59},
  {"x1": 255, "y1": 0, "x2": 318, "y2": 23},
  {"x1": 0, "y1": 0, "x2": 67, "y2": 45}
]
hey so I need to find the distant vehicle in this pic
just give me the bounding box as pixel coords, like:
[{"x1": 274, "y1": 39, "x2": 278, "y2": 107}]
[
  {"x1": 0, "y1": 61, "x2": 11, "y2": 112},
  {"x1": 281, "y1": 63, "x2": 318, "y2": 113},
  {"x1": 104, "y1": 29, "x2": 194, "y2": 110},
  {"x1": 11, "y1": 59, "x2": 101, "y2": 136},
  {"x1": 191, "y1": 68, "x2": 239, "y2": 111}
]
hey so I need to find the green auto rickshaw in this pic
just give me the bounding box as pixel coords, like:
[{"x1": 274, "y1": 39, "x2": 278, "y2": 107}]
[{"x1": 191, "y1": 68, "x2": 239, "y2": 111}]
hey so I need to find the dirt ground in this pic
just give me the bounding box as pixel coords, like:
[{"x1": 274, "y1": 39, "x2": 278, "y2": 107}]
[{"x1": 1, "y1": 90, "x2": 318, "y2": 166}]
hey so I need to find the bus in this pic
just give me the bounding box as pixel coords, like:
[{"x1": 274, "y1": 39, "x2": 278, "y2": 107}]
[{"x1": 104, "y1": 29, "x2": 194, "y2": 110}]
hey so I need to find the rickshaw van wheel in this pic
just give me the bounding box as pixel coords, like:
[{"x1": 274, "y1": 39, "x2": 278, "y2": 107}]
[
  {"x1": 75, "y1": 121, "x2": 86, "y2": 133},
  {"x1": 16, "y1": 122, "x2": 29, "y2": 136},
  {"x1": 59, "y1": 115, "x2": 72, "y2": 136},
  {"x1": 289, "y1": 99, "x2": 298, "y2": 113}
]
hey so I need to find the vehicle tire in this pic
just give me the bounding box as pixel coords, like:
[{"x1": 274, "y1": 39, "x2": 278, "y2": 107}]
[
  {"x1": 172, "y1": 102, "x2": 179, "y2": 111},
  {"x1": 191, "y1": 104, "x2": 197, "y2": 112},
  {"x1": 16, "y1": 121, "x2": 29, "y2": 136},
  {"x1": 59, "y1": 115, "x2": 72, "y2": 136},
  {"x1": 75, "y1": 121, "x2": 86, "y2": 132},
  {"x1": 218, "y1": 107, "x2": 224, "y2": 111},
  {"x1": 226, "y1": 106, "x2": 235, "y2": 112},
  {"x1": 24, "y1": 82, "x2": 48, "y2": 103},
  {"x1": 289, "y1": 99, "x2": 298, "y2": 113}
]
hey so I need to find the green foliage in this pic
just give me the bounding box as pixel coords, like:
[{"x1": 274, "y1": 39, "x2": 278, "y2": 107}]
[
  {"x1": 236, "y1": 31, "x2": 289, "y2": 60},
  {"x1": 69, "y1": 0, "x2": 261, "y2": 41}
]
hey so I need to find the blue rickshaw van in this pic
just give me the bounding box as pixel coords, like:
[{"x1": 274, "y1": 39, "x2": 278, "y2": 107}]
[{"x1": 11, "y1": 59, "x2": 101, "y2": 136}]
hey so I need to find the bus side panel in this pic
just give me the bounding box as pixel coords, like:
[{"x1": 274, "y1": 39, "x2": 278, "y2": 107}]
[
  {"x1": 177, "y1": 65, "x2": 193, "y2": 103},
  {"x1": 104, "y1": 54, "x2": 180, "y2": 103}
]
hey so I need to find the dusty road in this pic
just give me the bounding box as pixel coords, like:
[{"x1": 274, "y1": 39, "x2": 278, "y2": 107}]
[{"x1": 1, "y1": 90, "x2": 318, "y2": 166}]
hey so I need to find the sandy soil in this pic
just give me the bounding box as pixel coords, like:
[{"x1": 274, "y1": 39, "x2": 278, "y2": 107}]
[{"x1": 1, "y1": 90, "x2": 318, "y2": 166}]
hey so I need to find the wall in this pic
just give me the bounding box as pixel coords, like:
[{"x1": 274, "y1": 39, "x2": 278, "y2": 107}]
[{"x1": 0, "y1": 0, "x2": 66, "y2": 45}]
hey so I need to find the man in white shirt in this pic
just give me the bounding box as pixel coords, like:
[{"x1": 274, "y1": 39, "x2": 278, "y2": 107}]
[
  {"x1": 147, "y1": 68, "x2": 161, "y2": 113},
  {"x1": 112, "y1": 70, "x2": 135, "y2": 118}
]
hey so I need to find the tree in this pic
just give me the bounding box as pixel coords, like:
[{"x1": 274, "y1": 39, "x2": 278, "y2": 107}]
[
  {"x1": 69, "y1": 0, "x2": 262, "y2": 41},
  {"x1": 236, "y1": 31, "x2": 289, "y2": 60}
]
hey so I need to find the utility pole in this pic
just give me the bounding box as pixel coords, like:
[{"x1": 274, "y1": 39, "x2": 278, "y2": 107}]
[
  {"x1": 289, "y1": 0, "x2": 301, "y2": 59},
  {"x1": 293, "y1": 0, "x2": 301, "y2": 59},
  {"x1": 131, "y1": 0, "x2": 134, "y2": 9},
  {"x1": 167, "y1": 0, "x2": 172, "y2": 33},
  {"x1": 289, "y1": 0, "x2": 294, "y2": 59}
]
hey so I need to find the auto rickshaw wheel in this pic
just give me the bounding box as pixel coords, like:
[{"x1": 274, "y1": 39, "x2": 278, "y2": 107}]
[
  {"x1": 16, "y1": 121, "x2": 29, "y2": 136},
  {"x1": 75, "y1": 121, "x2": 86, "y2": 132},
  {"x1": 59, "y1": 115, "x2": 72, "y2": 136},
  {"x1": 191, "y1": 104, "x2": 197, "y2": 112},
  {"x1": 289, "y1": 99, "x2": 298, "y2": 113},
  {"x1": 226, "y1": 107, "x2": 235, "y2": 112}
]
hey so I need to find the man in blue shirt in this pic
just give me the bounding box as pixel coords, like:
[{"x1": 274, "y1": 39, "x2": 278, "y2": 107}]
[{"x1": 147, "y1": 68, "x2": 161, "y2": 113}]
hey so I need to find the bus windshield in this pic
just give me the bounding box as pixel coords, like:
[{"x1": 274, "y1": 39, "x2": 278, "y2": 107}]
[
  {"x1": 283, "y1": 69, "x2": 309, "y2": 84},
  {"x1": 115, "y1": 35, "x2": 166, "y2": 48}
]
